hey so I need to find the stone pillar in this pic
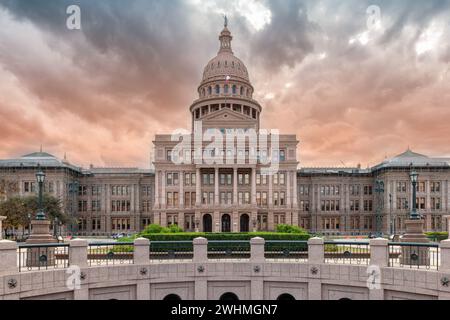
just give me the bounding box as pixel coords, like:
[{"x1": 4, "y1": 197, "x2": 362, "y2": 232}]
[
  {"x1": 0, "y1": 216, "x2": 5, "y2": 240},
  {"x1": 401, "y1": 219, "x2": 430, "y2": 266},
  {"x1": 250, "y1": 237, "x2": 265, "y2": 263},
  {"x1": 214, "y1": 211, "x2": 220, "y2": 232},
  {"x1": 308, "y1": 237, "x2": 324, "y2": 264},
  {"x1": 193, "y1": 237, "x2": 208, "y2": 263},
  {"x1": 215, "y1": 168, "x2": 219, "y2": 205},
  {"x1": 196, "y1": 168, "x2": 201, "y2": 205},
  {"x1": 440, "y1": 240, "x2": 450, "y2": 271},
  {"x1": 69, "y1": 238, "x2": 88, "y2": 268},
  {"x1": 179, "y1": 171, "x2": 184, "y2": 208},
  {"x1": 370, "y1": 238, "x2": 388, "y2": 267},
  {"x1": 293, "y1": 172, "x2": 298, "y2": 206},
  {"x1": 0, "y1": 240, "x2": 18, "y2": 275},
  {"x1": 26, "y1": 219, "x2": 56, "y2": 267},
  {"x1": 444, "y1": 216, "x2": 450, "y2": 236},
  {"x1": 251, "y1": 168, "x2": 256, "y2": 205},
  {"x1": 233, "y1": 167, "x2": 238, "y2": 205},
  {"x1": 154, "y1": 170, "x2": 159, "y2": 208},
  {"x1": 161, "y1": 170, "x2": 166, "y2": 207},
  {"x1": 134, "y1": 237, "x2": 150, "y2": 265}
]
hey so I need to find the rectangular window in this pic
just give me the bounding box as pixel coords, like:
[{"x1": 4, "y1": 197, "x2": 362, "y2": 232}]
[{"x1": 280, "y1": 192, "x2": 285, "y2": 206}]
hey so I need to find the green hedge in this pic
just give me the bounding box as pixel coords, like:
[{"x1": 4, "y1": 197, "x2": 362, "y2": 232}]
[
  {"x1": 138, "y1": 232, "x2": 311, "y2": 252},
  {"x1": 140, "y1": 232, "x2": 310, "y2": 242},
  {"x1": 426, "y1": 232, "x2": 448, "y2": 242}
]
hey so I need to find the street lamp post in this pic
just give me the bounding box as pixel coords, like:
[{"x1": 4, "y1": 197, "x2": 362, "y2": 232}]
[
  {"x1": 374, "y1": 179, "x2": 384, "y2": 237},
  {"x1": 400, "y1": 170, "x2": 429, "y2": 265},
  {"x1": 409, "y1": 171, "x2": 419, "y2": 220},
  {"x1": 35, "y1": 168, "x2": 46, "y2": 220}
]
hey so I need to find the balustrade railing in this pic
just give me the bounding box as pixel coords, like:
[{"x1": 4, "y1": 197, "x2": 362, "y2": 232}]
[
  {"x1": 87, "y1": 242, "x2": 134, "y2": 266},
  {"x1": 388, "y1": 242, "x2": 440, "y2": 270},
  {"x1": 264, "y1": 241, "x2": 308, "y2": 262},
  {"x1": 7, "y1": 237, "x2": 448, "y2": 273},
  {"x1": 17, "y1": 243, "x2": 69, "y2": 272},
  {"x1": 324, "y1": 241, "x2": 370, "y2": 265}
]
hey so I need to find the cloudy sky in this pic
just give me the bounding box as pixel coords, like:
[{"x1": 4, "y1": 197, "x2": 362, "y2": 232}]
[{"x1": 0, "y1": 0, "x2": 449, "y2": 168}]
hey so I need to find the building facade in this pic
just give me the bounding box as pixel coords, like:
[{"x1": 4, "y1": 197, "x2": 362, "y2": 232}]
[{"x1": 0, "y1": 25, "x2": 449, "y2": 237}]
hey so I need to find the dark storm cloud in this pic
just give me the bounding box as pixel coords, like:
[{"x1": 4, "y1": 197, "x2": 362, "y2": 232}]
[
  {"x1": 250, "y1": 0, "x2": 318, "y2": 71},
  {"x1": 0, "y1": 0, "x2": 449, "y2": 167}
]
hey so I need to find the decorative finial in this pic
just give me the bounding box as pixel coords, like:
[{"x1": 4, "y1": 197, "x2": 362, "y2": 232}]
[{"x1": 224, "y1": 14, "x2": 228, "y2": 28}]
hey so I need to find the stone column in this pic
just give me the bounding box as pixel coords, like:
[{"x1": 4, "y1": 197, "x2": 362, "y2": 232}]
[
  {"x1": 0, "y1": 216, "x2": 5, "y2": 240},
  {"x1": 193, "y1": 237, "x2": 208, "y2": 262},
  {"x1": 69, "y1": 238, "x2": 88, "y2": 268},
  {"x1": 161, "y1": 170, "x2": 166, "y2": 207},
  {"x1": 134, "y1": 238, "x2": 150, "y2": 264},
  {"x1": 250, "y1": 237, "x2": 265, "y2": 263},
  {"x1": 251, "y1": 168, "x2": 256, "y2": 205},
  {"x1": 215, "y1": 168, "x2": 219, "y2": 205},
  {"x1": 179, "y1": 171, "x2": 184, "y2": 208},
  {"x1": 308, "y1": 237, "x2": 324, "y2": 264},
  {"x1": 0, "y1": 240, "x2": 18, "y2": 275},
  {"x1": 154, "y1": 170, "x2": 159, "y2": 208},
  {"x1": 233, "y1": 167, "x2": 238, "y2": 205},
  {"x1": 440, "y1": 240, "x2": 450, "y2": 271},
  {"x1": 293, "y1": 171, "x2": 298, "y2": 206},
  {"x1": 370, "y1": 238, "x2": 388, "y2": 267},
  {"x1": 286, "y1": 171, "x2": 291, "y2": 207},
  {"x1": 196, "y1": 168, "x2": 201, "y2": 205}
]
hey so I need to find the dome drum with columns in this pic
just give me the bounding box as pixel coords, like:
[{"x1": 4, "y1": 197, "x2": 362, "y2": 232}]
[{"x1": 190, "y1": 21, "x2": 261, "y2": 130}]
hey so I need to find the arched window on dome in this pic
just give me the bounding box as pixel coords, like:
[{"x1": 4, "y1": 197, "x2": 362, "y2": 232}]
[
  {"x1": 232, "y1": 85, "x2": 237, "y2": 95},
  {"x1": 225, "y1": 61, "x2": 228, "y2": 68},
  {"x1": 208, "y1": 86, "x2": 212, "y2": 95},
  {"x1": 240, "y1": 87, "x2": 244, "y2": 96},
  {"x1": 224, "y1": 84, "x2": 229, "y2": 94},
  {"x1": 215, "y1": 85, "x2": 220, "y2": 94},
  {"x1": 232, "y1": 61, "x2": 235, "y2": 68}
]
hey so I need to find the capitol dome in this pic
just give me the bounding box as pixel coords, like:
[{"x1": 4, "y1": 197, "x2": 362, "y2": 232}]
[
  {"x1": 201, "y1": 26, "x2": 250, "y2": 84},
  {"x1": 197, "y1": 20, "x2": 254, "y2": 100}
]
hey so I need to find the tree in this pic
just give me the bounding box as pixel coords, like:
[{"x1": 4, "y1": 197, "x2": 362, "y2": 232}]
[{"x1": 0, "y1": 194, "x2": 70, "y2": 231}]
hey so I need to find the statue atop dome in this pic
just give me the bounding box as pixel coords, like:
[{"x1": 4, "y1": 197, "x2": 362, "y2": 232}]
[{"x1": 224, "y1": 14, "x2": 228, "y2": 28}]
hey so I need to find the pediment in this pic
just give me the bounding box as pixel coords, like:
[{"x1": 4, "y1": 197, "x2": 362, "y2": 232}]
[{"x1": 202, "y1": 108, "x2": 254, "y2": 123}]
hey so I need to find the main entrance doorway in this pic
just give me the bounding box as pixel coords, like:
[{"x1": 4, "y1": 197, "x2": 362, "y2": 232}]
[
  {"x1": 221, "y1": 214, "x2": 231, "y2": 232},
  {"x1": 203, "y1": 214, "x2": 212, "y2": 232}
]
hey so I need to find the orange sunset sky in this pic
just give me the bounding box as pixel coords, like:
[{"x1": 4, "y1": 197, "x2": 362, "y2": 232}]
[{"x1": 0, "y1": 0, "x2": 449, "y2": 169}]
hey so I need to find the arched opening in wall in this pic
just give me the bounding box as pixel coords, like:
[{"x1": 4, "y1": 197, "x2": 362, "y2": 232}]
[
  {"x1": 240, "y1": 86, "x2": 244, "y2": 95},
  {"x1": 277, "y1": 293, "x2": 296, "y2": 301},
  {"x1": 219, "y1": 292, "x2": 239, "y2": 301},
  {"x1": 208, "y1": 86, "x2": 212, "y2": 95},
  {"x1": 215, "y1": 85, "x2": 220, "y2": 94},
  {"x1": 203, "y1": 214, "x2": 212, "y2": 233},
  {"x1": 221, "y1": 214, "x2": 231, "y2": 232},
  {"x1": 232, "y1": 85, "x2": 237, "y2": 94},
  {"x1": 163, "y1": 294, "x2": 182, "y2": 301},
  {"x1": 240, "y1": 214, "x2": 249, "y2": 232}
]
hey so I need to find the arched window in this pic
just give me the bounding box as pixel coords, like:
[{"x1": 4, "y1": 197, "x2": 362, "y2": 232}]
[
  {"x1": 277, "y1": 294, "x2": 296, "y2": 301},
  {"x1": 240, "y1": 87, "x2": 244, "y2": 96},
  {"x1": 208, "y1": 86, "x2": 212, "y2": 95},
  {"x1": 220, "y1": 292, "x2": 239, "y2": 301},
  {"x1": 215, "y1": 85, "x2": 220, "y2": 94},
  {"x1": 163, "y1": 294, "x2": 182, "y2": 301},
  {"x1": 232, "y1": 85, "x2": 237, "y2": 95},
  {"x1": 224, "y1": 84, "x2": 229, "y2": 94}
]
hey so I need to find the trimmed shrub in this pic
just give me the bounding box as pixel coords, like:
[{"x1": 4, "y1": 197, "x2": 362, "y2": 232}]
[
  {"x1": 276, "y1": 224, "x2": 307, "y2": 234},
  {"x1": 426, "y1": 232, "x2": 448, "y2": 242}
]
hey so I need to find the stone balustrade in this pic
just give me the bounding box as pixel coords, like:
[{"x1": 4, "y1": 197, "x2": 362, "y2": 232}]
[{"x1": 1, "y1": 238, "x2": 450, "y2": 300}]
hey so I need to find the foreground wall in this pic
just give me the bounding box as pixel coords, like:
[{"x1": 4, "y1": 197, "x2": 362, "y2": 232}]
[{"x1": 2, "y1": 238, "x2": 450, "y2": 300}]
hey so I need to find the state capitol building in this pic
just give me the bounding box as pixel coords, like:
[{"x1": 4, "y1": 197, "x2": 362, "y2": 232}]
[{"x1": 1, "y1": 24, "x2": 449, "y2": 237}]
